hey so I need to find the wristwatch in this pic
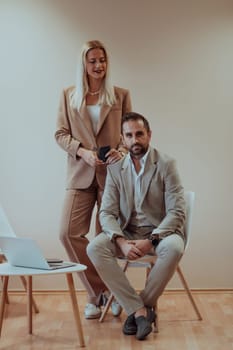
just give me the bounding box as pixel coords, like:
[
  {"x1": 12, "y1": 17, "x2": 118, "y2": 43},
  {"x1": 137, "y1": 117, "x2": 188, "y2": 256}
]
[{"x1": 148, "y1": 234, "x2": 160, "y2": 247}]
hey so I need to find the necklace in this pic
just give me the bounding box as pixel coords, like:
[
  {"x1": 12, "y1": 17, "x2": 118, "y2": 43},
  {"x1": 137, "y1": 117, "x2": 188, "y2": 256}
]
[{"x1": 88, "y1": 89, "x2": 101, "y2": 96}]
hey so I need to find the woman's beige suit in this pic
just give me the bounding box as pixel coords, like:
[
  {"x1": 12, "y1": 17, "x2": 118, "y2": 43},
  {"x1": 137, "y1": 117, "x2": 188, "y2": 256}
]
[
  {"x1": 55, "y1": 86, "x2": 131, "y2": 189},
  {"x1": 55, "y1": 86, "x2": 132, "y2": 305}
]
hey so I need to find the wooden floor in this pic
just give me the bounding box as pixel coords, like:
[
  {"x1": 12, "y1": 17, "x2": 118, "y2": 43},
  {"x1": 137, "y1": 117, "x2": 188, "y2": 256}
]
[{"x1": 0, "y1": 290, "x2": 232, "y2": 349}]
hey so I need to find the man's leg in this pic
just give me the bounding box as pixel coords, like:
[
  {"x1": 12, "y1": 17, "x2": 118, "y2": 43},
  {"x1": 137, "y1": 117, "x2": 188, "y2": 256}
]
[
  {"x1": 140, "y1": 234, "x2": 184, "y2": 306},
  {"x1": 87, "y1": 233, "x2": 144, "y2": 316}
]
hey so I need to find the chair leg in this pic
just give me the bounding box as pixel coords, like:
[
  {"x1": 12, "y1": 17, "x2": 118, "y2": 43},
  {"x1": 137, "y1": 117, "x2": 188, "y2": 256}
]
[
  {"x1": 1, "y1": 255, "x2": 9, "y2": 305},
  {"x1": 66, "y1": 273, "x2": 85, "y2": 347},
  {"x1": 1, "y1": 276, "x2": 9, "y2": 304},
  {"x1": 20, "y1": 276, "x2": 39, "y2": 314},
  {"x1": 26, "y1": 276, "x2": 33, "y2": 334},
  {"x1": 99, "y1": 260, "x2": 129, "y2": 322},
  {"x1": 99, "y1": 293, "x2": 114, "y2": 322},
  {"x1": 176, "y1": 265, "x2": 202, "y2": 320},
  {"x1": 0, "y1": 276, "x2": 9, "y2": 337}
]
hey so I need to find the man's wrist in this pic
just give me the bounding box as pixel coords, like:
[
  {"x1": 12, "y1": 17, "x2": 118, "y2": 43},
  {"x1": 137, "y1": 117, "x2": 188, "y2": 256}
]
[
  {"x1": 115, "y1": 235, "x2": 126, "y2": 246},
  {"x1": 147, "y1": 234, "x2": 160, "y2": 247}
]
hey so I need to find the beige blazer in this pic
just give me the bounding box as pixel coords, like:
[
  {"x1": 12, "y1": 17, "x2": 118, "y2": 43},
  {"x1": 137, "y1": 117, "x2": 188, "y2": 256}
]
[
  {"x1": 99, "y1": 147, "x2": 186, "y2": 240},
  {"x1": 55, "y1": 86, "x2": 132, "y2": 189}
]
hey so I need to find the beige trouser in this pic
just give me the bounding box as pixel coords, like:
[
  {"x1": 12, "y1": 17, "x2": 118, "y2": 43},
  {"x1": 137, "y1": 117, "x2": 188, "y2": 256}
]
[
  {"x1": 87, "y1": 232, "x2": 184, "y2": 315},
  {"x1": 59, "y1": 179, "x2": 107, "y2": 305}
]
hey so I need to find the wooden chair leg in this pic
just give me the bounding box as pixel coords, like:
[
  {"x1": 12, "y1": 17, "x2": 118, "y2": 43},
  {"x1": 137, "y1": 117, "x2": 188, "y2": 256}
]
[
  {"x1": 20, "y1": 276, "x2": 39, "y2": 314},
  {"x1": 66, "y1": 273, "x2": 85, "y2": 347},
  {"x1": 1, "y1": 276, "x2": 9, "y2": 304},
  {"x1": 1, "y1": 256, "x2": 9, "y2": 304},
  {"x1": 0, "y1": 276, "x2": 9, "y2": 337},
  {"x1": 99, "y1": 259, "x2": 129, "y2": 322},
  {"x1": 176, "y1": 265, "x2": 202, "y2": 320},
  {"x1": 26, "y1": 276, "x2": 33, "y2": 334},
  {"x1": 99, "y1": 293, "x2": 114, "y2": 322}
]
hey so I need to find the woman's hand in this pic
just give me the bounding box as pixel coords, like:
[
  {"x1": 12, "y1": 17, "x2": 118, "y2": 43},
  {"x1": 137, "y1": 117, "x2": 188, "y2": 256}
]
[
  {"x1": 106, "y1": 149, "x2": 124, "y2": 164},
  {"x1": 77, "y1": 147, "x2": 103, "y2": 167}
]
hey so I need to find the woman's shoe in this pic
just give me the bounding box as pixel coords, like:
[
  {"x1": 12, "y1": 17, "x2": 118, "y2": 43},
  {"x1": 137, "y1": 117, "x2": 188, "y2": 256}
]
[
  {"x1": 101, "y1": 292, "x2": 123, "y2": 317},
  {"x1": 84, "y1": 303, "x2": 102, "y2": 319},
  {"x1": 111, "y1": 300, "x2": 123, "y2": 317}
]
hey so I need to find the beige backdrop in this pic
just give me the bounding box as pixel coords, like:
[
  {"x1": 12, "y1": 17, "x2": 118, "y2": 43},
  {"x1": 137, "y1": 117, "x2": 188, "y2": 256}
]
[{"x1": 0, "y1": 0, "x2": 232, "y2": 291}]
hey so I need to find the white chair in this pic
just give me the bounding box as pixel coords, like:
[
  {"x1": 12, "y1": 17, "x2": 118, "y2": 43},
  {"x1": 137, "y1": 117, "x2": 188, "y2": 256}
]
[
  {"x1": 0, "y1": 205, "x2": 86, "y2": 347},
  {"x1": 0, "y1": 262, "x2": 86, "y2": 346},
  {"x1": 0, "y1": 205, "x2": 39, "y2": 313},
  {"x1": 99, "y1": 191, "x2": 203, "y2": 330}
]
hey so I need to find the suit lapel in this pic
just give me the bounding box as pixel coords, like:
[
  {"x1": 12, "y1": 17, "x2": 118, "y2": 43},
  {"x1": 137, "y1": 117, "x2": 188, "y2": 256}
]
[
  {"x1": 121, "y1": 158, "x2": 134, "y2": 212},
  {"x1": 140, "y1": 149, "x2": 158, "y2": 204}
]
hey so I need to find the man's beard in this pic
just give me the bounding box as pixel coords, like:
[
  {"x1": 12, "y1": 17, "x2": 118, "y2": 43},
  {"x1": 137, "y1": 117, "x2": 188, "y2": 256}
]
[{"x1": 129, "y1": 143, "x2": 148, "y2": 157}]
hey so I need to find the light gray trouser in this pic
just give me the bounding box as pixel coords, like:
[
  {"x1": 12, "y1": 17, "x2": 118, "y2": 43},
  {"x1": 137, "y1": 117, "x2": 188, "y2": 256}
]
[{"x1": 87, "y1": 233, "x2": 184, "y2": 315}]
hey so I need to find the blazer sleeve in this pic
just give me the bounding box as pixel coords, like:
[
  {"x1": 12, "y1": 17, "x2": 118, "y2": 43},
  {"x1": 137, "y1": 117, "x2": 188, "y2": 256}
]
[
  {"x1": 152, "y1": 159, "x2": 186, "y2": 238},
  {"x1": 99, "y1": 167, "x2": 125, "y2": 240},
  {"x1": 117, "y1": 88, "x2": 132, "y2": 154},
  {"x1": 54, "y1": 89, "x2": 81, "y2": 159}
]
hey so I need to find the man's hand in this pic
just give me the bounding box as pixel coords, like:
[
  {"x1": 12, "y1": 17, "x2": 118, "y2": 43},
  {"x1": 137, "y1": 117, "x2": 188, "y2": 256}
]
[
  {"x1": 116, "y1": 237, "x2": 147, "y2": 260},
  {"x1": 132, "y1": 239, "x2": 153, "y2": 255}
]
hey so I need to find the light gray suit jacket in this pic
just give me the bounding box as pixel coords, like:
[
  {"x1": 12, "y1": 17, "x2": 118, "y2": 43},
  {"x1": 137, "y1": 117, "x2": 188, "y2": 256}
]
[{"x1": 99, "y1": 147, "x2": 186, "y2": 240}]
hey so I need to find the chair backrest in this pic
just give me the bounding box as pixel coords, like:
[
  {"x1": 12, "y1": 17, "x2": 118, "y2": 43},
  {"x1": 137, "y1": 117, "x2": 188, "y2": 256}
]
[
  {"x1": 0, "y1": 205, "x2": 16, "y2": 237},
  {"x1": 183, "y1": 191, "x2": 195, "y2": 250}
]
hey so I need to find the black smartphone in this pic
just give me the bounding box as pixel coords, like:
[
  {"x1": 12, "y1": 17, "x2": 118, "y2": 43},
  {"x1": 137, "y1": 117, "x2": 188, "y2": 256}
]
[
  {"x1": 98, "y1": 146, "x2": 110, "y2": 162},
  {"x1": 46, "y1": 258, "x2": 63, "y2": 264}
]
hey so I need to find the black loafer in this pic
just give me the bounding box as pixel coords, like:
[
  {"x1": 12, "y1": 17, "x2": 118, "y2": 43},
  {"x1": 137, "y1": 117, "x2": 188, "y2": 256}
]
[
  {"x1": 135, "y1": 307, "x2": 156, "y2": 340},
  {"x1": 135, "y1": 316, "x2": 152, "y2": 340},
  {"x1": 122, "y1": 313, "x2": 137, "y2": 335}
]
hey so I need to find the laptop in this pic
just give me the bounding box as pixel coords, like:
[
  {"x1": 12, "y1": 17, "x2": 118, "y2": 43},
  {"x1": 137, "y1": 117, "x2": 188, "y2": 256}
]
[
  {"x1": 0, "y1": 236, "x2": 76, "y2": 270},
  {"x1": 0, "y1": 205, "x2": 17, "y2": 238}
]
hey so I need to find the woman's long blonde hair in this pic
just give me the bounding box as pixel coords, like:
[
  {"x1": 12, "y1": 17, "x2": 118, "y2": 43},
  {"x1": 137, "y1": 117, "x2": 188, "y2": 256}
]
[{"x1": 70, "y1": 40, "x2": 116, "y2": 110}]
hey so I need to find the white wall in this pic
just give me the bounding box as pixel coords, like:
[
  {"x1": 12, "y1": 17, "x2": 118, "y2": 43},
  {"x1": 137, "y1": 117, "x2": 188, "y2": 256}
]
[{"x1": 0, "y1": 0, "x2": 232, "y2": 290}]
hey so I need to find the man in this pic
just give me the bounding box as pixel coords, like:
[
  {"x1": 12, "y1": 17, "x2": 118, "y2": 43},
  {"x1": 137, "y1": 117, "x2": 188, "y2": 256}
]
[{"x1": 87, "y1": 112, "x2": 185, "y2": 340}]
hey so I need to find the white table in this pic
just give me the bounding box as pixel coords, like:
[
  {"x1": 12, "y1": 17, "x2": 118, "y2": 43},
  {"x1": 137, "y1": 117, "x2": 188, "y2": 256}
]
[{"x1": 0, "y1": 262, "x2": 87, "y2": 347}]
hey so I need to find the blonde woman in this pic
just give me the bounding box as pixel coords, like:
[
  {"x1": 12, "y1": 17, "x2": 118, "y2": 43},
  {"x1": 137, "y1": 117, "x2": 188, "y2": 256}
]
[{"x1": 55, "y1": 40, "x2": 132, "y2": 319}]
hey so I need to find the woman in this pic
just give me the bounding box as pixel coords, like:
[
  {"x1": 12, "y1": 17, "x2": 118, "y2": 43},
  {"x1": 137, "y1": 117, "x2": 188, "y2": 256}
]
[{"x1": 55, "y1": 40, "x2": 132, "y2": 319}]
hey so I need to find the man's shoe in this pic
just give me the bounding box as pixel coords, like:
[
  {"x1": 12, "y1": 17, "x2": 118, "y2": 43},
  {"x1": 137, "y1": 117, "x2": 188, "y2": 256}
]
[
  {"x1": 84, "y1": 303, "x2": 102, "y2": 319},
  {"x1": 135, "y1": 307, "x2": 156, "y2": 340},
  {"x1": 111, "y1": 300, "x2": 123, "y2": 317},
  {"x1": 122, "y1": 313, "x2": 137, "y2": 335},
  {"x1": 135, "y1": 316, "x2": 152, "y2": 340}
]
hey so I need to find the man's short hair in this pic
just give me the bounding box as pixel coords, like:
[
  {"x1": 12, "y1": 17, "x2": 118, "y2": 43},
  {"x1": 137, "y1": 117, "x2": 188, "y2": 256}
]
[{"x1": 121, "y1": 112, "x2": 151, "y2": 133}]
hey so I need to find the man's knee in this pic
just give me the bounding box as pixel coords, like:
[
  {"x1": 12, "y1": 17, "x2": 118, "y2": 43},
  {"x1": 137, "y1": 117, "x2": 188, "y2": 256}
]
[
  {"x1": 87, "y1": 233, "x2": 107, "y2": 264},
  {"x1": 158, "y1": 234, "x2": 184, "y2": 259},
  {"x1": 86, "y1": 238, "x2": 98, "y2": 260}
]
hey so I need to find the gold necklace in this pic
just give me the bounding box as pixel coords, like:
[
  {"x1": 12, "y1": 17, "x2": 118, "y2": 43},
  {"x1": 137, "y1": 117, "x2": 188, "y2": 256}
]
[{"x1": 88, "y1": 89, "x2": 101, "y2": 96}]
